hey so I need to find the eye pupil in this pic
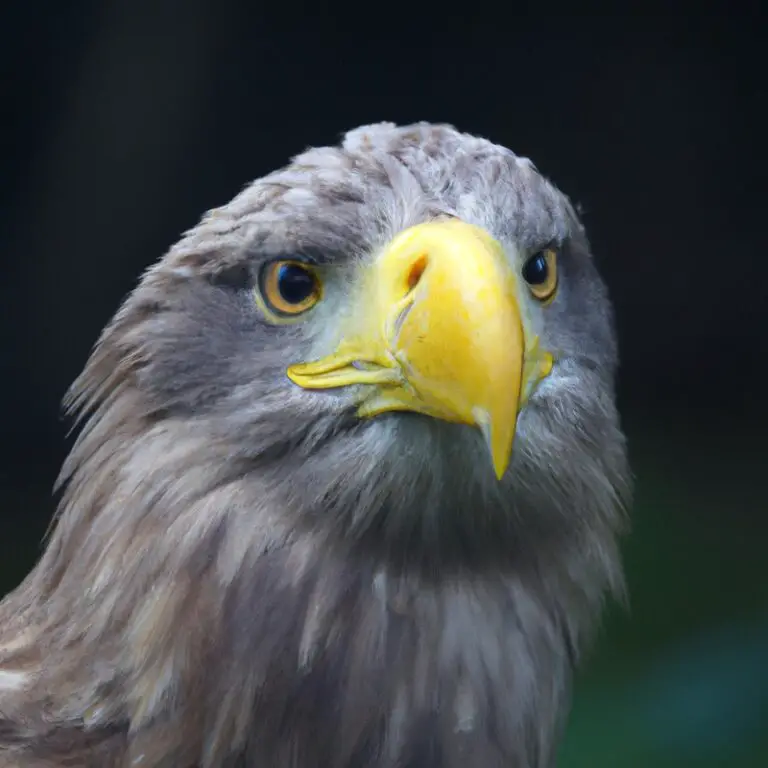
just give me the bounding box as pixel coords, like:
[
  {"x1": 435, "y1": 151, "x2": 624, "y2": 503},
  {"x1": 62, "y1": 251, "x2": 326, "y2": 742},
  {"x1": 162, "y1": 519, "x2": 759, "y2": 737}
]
[
  {"x1": 522, "y1": 252, "x2": 549, "y2": 285},
  {"x1": 277, "y1": 263, "x2": 316, "y2": 304}
]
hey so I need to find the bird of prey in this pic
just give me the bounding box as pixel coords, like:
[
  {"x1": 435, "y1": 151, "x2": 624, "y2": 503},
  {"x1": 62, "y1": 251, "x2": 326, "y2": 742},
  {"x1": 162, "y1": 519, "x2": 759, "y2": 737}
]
[{"x1": 0, "y1": 122, "x2": 630, "y2": 767}]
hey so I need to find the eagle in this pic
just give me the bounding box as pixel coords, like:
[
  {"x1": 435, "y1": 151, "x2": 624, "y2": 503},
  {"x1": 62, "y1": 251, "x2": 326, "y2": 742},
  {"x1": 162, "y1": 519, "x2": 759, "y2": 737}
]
[{"x1": 0, "y1": 122, "x2": 630, "y2": 767}]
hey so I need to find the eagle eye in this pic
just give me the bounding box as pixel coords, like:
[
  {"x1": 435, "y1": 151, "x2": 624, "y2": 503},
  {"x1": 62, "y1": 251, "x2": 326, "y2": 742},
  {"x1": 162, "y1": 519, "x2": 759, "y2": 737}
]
[
  {"x1": 522, "y1": 248, "x2": 558, "y2": 302},
  {"x1": 257, "y1": 259, "x2": 322, "y2": 320}
]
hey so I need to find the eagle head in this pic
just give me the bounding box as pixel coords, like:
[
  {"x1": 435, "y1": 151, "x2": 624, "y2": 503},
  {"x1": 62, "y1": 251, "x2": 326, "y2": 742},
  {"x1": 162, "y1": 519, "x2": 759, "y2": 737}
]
[{"x1": 0, "y1": 123, "x2": 630, "y2": 768}]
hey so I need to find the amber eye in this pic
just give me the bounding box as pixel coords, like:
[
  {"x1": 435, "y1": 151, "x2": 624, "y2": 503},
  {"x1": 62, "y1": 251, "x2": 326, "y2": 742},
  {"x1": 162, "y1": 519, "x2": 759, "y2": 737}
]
[
  {"x1": 521, "y1": 248, "x2": 558, "y2": 302},
  {"x1": 258, "y1": 260, "x2": 322, "y2": 318}
]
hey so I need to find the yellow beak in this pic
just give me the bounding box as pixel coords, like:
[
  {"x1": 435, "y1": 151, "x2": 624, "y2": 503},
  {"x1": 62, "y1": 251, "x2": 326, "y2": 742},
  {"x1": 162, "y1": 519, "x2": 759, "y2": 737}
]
[{"x1": 287, "y1": 219, "x2": 552, "y2": 480}]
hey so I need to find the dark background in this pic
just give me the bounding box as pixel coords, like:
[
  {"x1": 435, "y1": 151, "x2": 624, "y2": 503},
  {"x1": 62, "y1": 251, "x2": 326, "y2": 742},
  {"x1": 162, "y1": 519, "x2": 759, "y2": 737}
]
[{"x1": 2, "y1": 5, "x2": 766, "y2": 766}]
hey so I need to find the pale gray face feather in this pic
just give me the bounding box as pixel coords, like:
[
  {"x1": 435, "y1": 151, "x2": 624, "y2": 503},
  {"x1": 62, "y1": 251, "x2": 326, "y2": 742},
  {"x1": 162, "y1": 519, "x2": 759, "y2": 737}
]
[
  {"x1": 0, "y1": 122, "x2": 629, "y2": 768},
  {"x1": 94, "y1": 121, "x2": 626, "y2": 562}
]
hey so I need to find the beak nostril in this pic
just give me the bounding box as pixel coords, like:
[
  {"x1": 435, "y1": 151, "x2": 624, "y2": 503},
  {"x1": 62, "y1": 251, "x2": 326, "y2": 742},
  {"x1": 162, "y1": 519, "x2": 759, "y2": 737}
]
[{"x1": 406, "y1": 255, "x2": 428, "y2": 292}]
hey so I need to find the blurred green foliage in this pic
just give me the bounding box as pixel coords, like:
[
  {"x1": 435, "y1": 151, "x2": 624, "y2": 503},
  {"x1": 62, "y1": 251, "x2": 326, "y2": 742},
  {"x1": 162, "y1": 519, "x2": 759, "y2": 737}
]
[
  {"x1": 2, "y1": 419, "x2": 765, "y2": 765},
  {"x1": 560, "y1": 420, "x2": 768, "y2": 767}
]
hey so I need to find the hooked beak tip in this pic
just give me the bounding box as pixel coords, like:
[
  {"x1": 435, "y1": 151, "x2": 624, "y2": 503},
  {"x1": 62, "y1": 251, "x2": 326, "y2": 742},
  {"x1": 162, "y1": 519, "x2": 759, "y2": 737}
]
[{"x1": 472, "y1": 407, "x2": 514, "y2": 481}]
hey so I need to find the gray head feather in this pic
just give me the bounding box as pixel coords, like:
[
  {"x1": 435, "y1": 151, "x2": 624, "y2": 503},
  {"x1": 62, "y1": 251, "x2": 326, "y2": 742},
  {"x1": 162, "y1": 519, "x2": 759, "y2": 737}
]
[{"x1": 0, "y1": 122, "x2": 630, "y2": 768}]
